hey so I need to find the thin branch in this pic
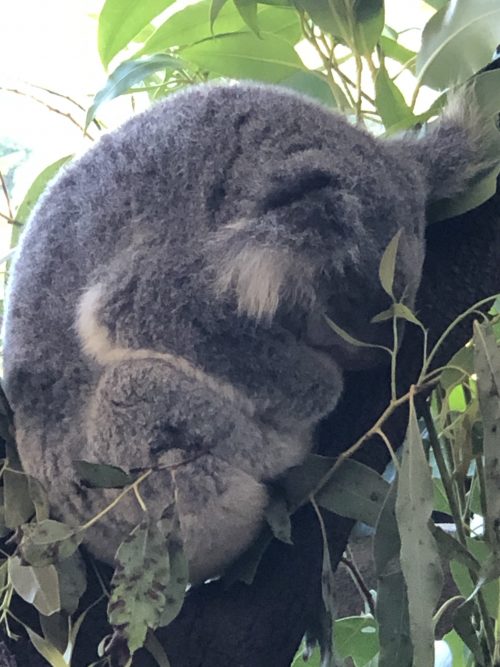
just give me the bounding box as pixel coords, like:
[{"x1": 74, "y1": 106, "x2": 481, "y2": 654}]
[
  {"x1": 0, "y1": 211, "x2": 22, "y2": 226},
  {"x1": 0, "y1": 172, "x2": 13, "y2": 220},
  {"x1": 340, "y1": 551, "x2": 376, "y2": 616},
  {"x1": 0, "y1": 87, "x2": 95, "y2": 140}
]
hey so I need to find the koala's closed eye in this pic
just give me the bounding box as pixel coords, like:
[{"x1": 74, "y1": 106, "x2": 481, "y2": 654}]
[{"x1": 262, "y1": 167, "x2": 334, "y2": 210}]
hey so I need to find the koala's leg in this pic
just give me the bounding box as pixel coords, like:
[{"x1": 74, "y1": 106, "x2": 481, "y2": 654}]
[{"x1": 83, "y1": 357, "x2": 300, "y2": 581}]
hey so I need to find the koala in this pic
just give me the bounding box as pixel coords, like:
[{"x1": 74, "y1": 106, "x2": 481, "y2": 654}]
[{"x1": 2, "y1": 82, "x2": 489, "y2": 583}]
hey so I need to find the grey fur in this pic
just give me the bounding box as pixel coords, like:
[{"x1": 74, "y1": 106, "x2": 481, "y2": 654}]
[{"x1": 2, "y1": 82, "x2": 487, "y2": 582}]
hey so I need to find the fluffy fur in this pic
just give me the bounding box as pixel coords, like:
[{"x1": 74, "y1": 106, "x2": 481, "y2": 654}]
[{"x1": 2, "y1": 82, "x2": 488, "y2": 582}]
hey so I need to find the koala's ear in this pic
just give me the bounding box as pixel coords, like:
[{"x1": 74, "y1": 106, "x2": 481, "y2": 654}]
[
  {"x1": 390, "y1": 85, "x2": 496, "y2": 204},
  {"x1": 208, "y1": 219, "x2": 317, "y2": 321}
]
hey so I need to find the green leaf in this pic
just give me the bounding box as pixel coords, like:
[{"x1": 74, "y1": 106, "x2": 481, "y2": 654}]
[
  {"x1": 378, "y1": 229, "x2": 402, "y2": 298},
  {"x1": 316, "y1": 461, "x2": 389, "y2": 527},
  {"x1": 157, "y1": 532, "x2": 188, "y2": 627},
  {"x1": 86, "y1": 54, "x2": 183, "y2": 127},
  {"x1": 432, "y1": 525, "x2": 480, "y2": 574},
  {"x1": 25, "y1": 626, "x2": 68, "y2": 667},
  {"x1": 396, "y1": 399, "x2": 443, "y2": 667},
  {"x1": 19, "y1": 520, "x2": 83, "y2": 567},
  {"x1": 353, "y1": 0, "x2": 385, "y2": 55},
  {"x1": 473, "y1": 321, "x2": 500, "y2": 549},
  {"x1": 39, "y1": 612, "x2": 69, "y2": 655},
  {"x1": 28, "y1": 477, "x2": 50, "y2": 522},
  {"x1": 234, "y1": 0, "x2": 260, "y2": 35},
  {"x1": 371, "y1": 302, "x2": 422, "y2": 326},
  {"x1": 324, "y1": 315, "x2": 390, "y2": 353},
  {"x1": 139, "y1": 2, "x2": 300, "y2": 55},
  {"x1": 222, "y1": 528, "x2": 272, "y2": 585},
  {"x1": 56, "y1": 551, "x2": 87, "y2": 615},
  {"x1": 8, "y1": 556, "x2": 61, "y2": 616},
  {"x1": 108, "y1": 518, "x2": 171, "y2": 655},
  {"x1": 264, "y1": 492, "x2": 293, "y2": 544},
  {"x1": 439, "y1": 345, "x2": 474, "y2": 391},
  {"x1": 210, "y1": 0, "x2": 229, "y2": 29},
  {"x1": 424, "y1": 0, "x2": 449, "y2": 9},
  {"x1": 375, "y1": 66, "x2": 415, "y2": 131},
  {"x1": 280, "y1": 71, "x2": 336, "y2": 107},
  {"x1": 374, "y1": 484, "x2": 413, "y2": 666},
  {"x1": 333, "y1": 616, "x2": 379, "y2": 665},
  {"x1": 417, "y1": 0, "x2": 500, "y2": 89},
  {"x1": 3, "y1": 468, "x2": 34, "y2": 529},
  {"x1": 442, "y1": 629, "x2": 472, "y2": 667},
  {"x1": 98, "y1": 0, "x2": 176, "y2": 67},
  {"x1": 12, "y1": 156, "x2": 72, "y2": 249},
  {"x1": 432, "y1": 479, "x2": 451, "y2": 515},
  {"x1": 453, "y1": 599, "x2": 486, "y2": 665},
  {"x1": 180, "y1": 32, "x2": 303, "y2": 82},
  {"x1": 73, "y1": 460, "x2": 134, "y2": 488},
  {"x1": 379, "y1": 35, "x2": 416, "y2": 73},
  {"x1": 296, "y1": 0, "x2": 383, "y2": 54}
]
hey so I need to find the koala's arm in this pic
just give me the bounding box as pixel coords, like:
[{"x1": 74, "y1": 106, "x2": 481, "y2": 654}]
[{"x1": 78, "y1": 345, "x2": 312, "y2": 581}]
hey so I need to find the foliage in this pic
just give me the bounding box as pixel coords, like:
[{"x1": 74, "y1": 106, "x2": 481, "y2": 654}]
[{"x1": 1, "y1": 0, "x2": 500, "y2": 665}]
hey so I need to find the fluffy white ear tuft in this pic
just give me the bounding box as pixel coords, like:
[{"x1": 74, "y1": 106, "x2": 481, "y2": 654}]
[{"x1": 212, "y1": 222, "x2": 316, "y2": 320}]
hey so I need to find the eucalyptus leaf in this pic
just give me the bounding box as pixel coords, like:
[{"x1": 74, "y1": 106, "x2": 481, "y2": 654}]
[
  {"x1": 98, "y1": 0, "x2": 176, "y2": 67},
  {"x1": 324, "y1": 315, "x2": 390, "y2": 353},
  {"x1": 374, "y1": 484, "x2": 413, "y2": 667},
  {"x1": 210, "y1": 0, "x2": 229, "y2": 29},
  {"x1": 25, "y1": 627, "x2": 67, "y2": 667},
  {"x1": 3, "y1": 468, "x2": 34, "y2": 529},
  {"x1": 234, "y1": 0, "x2": 260, "y2": 35},
  {"x1": 222, "y1": 528, "x2": 272, "y2": 585},
  {"x1": 8, "y1": 556, "x2": 61, "y2": 616},
  {"x1": 333, "y1": 616, "x2": 379, "y2": 666},
  {"x1": 379, "y1": 36, "x2": 416, "y2": 72},
  {"x1": 281, "y1": 71, "x2": 336, "y2": 107},
  {"x1": 378, "y1": 229, "x2": 402, "y2": 298},
  {"x1": 108, "y1": 518, "x2": 171, "y2": 655},
  {"x1": 371, "y1": 302, "x2": 422, "y2": 326},
  {"x1": 396, "y1": 400, "x2": 443, "y2": 667},
  {"x1": 56, "y1": 551, "x2": 87, "y2": 615},
  {"x1": 39, "y1": 612, "x2": 69, "y2": 655},
  {"x1": 139, "y1": 2, "x2": 300, "y2": 54},
  {"x1": 158, "y1": 531, "x2": 188, "y2": 628},
  {"x1": 439, "y1": 345, "x2": 474, "y2": 390},
  {"x1": 316, "y1": 461, "x2": 389, "y2": 527},
  {"x1": 12, "y1": 156, "x2": 72, "y2": 250},
  {"x1": 264, "y1": 492, "x2": 293, "y2": 544},
  {"x1": 181, "y1": 32, "x2": 303, "y2": 83},
  {"x1": 86, "y1": 54, "x2": 183, "y2": 127},
  {"x1": 375, "y1": 65, "x2": 416, "y2": 131},
  {"x1": 417, "y1": 0, "x2": 500, "y2": 89},
  {"x1": 473, "y1": 321, "x2": 500, "y2": 549},
  {"x1": 453, "y1": 599, "x2": 486, "y2": 665},
  {"x1": 19, "y1": 519, "x2": 83, "y2": 567},
  {"x1": 73, "y1": 460, "x2": 134, "y2": 488}
]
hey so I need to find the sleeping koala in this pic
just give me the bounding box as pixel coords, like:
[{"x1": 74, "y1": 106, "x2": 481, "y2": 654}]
[{"x1": 2, "y1": 82, "x2": 489, "y2": 582}]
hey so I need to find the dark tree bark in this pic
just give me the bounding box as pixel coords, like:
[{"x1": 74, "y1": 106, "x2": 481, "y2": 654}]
[{"x1": 2, "y1": 192, "x2": 499, "y2": 667}]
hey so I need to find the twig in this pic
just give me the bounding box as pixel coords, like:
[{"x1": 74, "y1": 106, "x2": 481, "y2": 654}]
[
  {"x1": 340, "y1": 551, "x2": 376, "y2": 616},
  {"x1": 0, "y1": 86, "x2": 95, "y2": 140},
  {"x1": 0, "y1": 212, "x2": 22, "y2": 226},
  {"x1": 0, "y1": 172, "x2": 13, "y2": 220}
]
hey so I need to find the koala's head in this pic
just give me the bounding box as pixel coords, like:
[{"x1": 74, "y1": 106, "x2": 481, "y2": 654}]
[{"x1": 208, "y1": 86, "x2": 493, "y2": 367}]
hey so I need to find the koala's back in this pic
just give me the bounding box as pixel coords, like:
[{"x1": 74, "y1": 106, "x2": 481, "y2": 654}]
[{"x1": 5, "y1": 83, "x2": 389, "y2": 414}]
